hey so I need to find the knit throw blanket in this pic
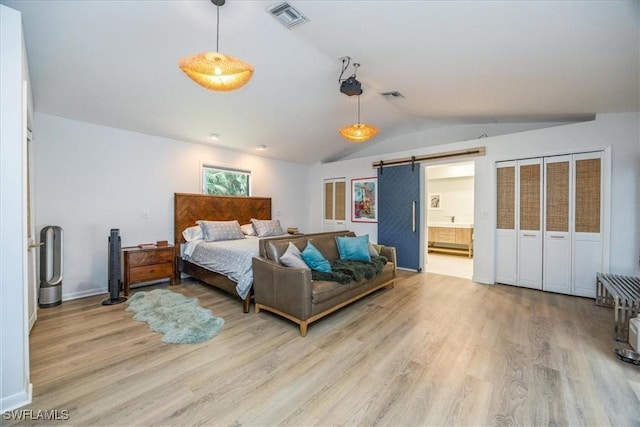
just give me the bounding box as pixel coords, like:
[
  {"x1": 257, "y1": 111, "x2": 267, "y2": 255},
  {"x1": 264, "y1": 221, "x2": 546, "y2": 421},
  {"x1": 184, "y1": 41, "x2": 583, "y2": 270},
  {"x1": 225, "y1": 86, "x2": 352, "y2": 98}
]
[{"x1": 311, "y1": 256, "x2": 388, "y2": 284}]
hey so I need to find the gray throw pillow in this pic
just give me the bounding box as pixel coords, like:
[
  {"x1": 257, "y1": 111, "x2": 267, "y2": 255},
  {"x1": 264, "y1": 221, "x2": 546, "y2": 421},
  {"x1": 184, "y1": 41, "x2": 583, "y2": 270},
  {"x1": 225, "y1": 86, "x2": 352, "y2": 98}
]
[
  {"x1": 197, "y1": 220, "x2": 245, "y2": 242},
  {"x1": 280, "y1": 242, "x2": 309, "y2": 269},
  {"x1": 368, "y1": 241, "x2": 379, "y2": 257},
  {"x1": 251, "y1": 218, "x2": 286, "y2": 237}
]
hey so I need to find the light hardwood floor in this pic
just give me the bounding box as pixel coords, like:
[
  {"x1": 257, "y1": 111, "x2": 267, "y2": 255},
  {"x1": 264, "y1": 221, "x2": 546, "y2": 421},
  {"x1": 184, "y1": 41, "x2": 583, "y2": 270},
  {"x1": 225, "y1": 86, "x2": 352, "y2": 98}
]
[{"x1": 15, "y1": 271, "x2": 640, "y2": 426}]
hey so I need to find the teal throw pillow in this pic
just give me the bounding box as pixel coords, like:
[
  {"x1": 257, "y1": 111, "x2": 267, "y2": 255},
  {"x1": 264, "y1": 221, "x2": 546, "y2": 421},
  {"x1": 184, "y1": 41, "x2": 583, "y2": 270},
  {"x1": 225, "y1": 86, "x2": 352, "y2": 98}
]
[
  {"x1": 300, "y1": 242, "x2": 332, "y2": 273},
  {"x1": 336, "y1": 235, "x2": 371, "y2": 262}
]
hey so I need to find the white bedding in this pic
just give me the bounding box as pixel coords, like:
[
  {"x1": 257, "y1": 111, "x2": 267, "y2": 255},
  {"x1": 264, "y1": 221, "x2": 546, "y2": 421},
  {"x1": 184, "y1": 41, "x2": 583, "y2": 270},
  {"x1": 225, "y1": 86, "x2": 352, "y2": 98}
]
[{"x1": 183, "y1": 237, "x2": 258, "y2": 300}]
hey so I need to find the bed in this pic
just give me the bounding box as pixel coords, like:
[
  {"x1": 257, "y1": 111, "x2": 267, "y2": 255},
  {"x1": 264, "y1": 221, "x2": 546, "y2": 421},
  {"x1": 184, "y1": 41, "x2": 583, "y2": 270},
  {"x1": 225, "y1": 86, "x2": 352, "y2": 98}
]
[{"x1": 174, "y1": 193, "x2": 272, "y2": 312}]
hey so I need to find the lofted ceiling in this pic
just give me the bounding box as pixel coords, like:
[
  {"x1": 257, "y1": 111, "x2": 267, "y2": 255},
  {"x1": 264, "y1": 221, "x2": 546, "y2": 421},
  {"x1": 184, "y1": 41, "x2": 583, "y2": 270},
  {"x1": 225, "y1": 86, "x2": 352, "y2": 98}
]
[{"x1": 2, "y1": 0, "x2": 639, "y2": 165}]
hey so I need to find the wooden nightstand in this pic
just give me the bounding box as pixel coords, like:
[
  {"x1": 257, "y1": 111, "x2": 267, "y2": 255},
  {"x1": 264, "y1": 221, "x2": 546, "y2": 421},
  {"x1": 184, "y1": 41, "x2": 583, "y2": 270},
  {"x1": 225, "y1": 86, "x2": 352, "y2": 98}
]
[{"x1": 122, "y1": 245, "x2": 176, "y2": 296}]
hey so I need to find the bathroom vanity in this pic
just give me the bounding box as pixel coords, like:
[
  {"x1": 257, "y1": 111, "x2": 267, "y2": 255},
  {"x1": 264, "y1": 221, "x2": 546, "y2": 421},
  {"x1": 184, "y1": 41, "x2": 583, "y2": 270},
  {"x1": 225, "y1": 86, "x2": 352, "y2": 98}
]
[{"x1": 427, "y1": 223, "x2": 474, "y2": 258}]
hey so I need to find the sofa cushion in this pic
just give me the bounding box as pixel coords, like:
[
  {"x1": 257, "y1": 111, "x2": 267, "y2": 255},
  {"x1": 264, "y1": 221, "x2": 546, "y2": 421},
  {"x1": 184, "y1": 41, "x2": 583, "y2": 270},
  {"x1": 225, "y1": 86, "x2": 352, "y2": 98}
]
[
  {"x1": 258, "y1": 230, "x2": 355, "y2": 260},
  {"x1": 280, "y1": 242, "x2": 309, "y2": 269},
  {"x1": 311, "y1": 280, "x2": 352, "y2": 304},
  {"x1": 301, "y1": 242, "x2": 332, "y2": 273},
  {"x1": 336, "y1": 235, "x2": 371, "y2": 262},
  {"x1": 307, "y1": 237, "x2": 340, "y2": 260},
  {"x1": 311, "y1": 262, "x2": 395, "y2": 307}
]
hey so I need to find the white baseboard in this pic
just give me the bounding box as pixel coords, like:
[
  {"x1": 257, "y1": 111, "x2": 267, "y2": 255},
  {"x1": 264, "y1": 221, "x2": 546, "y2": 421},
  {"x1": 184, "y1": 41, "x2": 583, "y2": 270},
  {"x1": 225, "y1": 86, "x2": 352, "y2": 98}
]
[
  {"x1": 28, "y1": 310, "x2": 36, "y2": 332},
  {"x1": 472, "y1": 275, "x2": 493, "y2": 284},
  {"x1": 61, "y1": 278, "x2": 177, "y2": 302},
  {"x1": 62, "y1": 287, "x2": 106, "y2": 301},
  {"x1": 0, "y1": 382, "x2": 32, "y2": 413}
]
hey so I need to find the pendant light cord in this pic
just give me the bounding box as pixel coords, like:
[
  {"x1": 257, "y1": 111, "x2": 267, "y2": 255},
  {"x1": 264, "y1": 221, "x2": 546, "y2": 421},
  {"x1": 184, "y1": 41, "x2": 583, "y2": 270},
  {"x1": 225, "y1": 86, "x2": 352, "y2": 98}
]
[
  {"x1": 357, "y1": 96, "x2": 361, "y2": 124},
  {"x1": 216, "y1": 5, "x2": 220, "y2": 52}
]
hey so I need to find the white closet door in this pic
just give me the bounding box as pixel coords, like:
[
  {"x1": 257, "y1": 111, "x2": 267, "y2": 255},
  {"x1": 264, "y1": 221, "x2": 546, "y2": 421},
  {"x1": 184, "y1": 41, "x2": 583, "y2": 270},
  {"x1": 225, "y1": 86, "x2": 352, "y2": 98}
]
[
  {"x1": 517, "y1": 158, "x2": 543, "y2": 289},
  {"x1": 495, "y1": 161, "x2": 517, "y2": 285},
  {"x1": 543, "y1": 155, "x2": 572, "y2": 294},
  {"x1": 572, "y1": 152, "x2": 603, "y2": 298},
  {"x1": 323, "y1": 179, "x2": 346, "y2": 232}
]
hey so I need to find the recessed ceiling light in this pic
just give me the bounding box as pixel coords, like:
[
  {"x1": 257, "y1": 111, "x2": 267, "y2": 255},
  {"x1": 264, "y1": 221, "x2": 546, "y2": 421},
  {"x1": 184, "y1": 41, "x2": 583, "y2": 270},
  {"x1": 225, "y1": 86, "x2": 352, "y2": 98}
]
[
  {"x1": 209, "y1": 133, "x2": 221, "y2": 140},
  {"x1": 257, "y1": 145, "x2": 267, "y2": 150}
]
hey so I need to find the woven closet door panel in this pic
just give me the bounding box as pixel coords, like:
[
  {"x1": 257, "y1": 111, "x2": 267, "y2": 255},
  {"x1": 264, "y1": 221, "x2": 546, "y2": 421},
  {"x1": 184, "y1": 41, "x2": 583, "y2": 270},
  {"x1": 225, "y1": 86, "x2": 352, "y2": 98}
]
[
  {"x1": 575, "y1": 158, "x2": 601, "y2": 233},
  {"x1": 546, "y1": 162, "x2": 569, "y2": 232},
  {"x1": 497, "y1": 167, "x2": 515, "y2": 230},
  {"x1": 335, "y1": 181, "x2": 346, "y2": 221},
  {"x1": 519, "y1": 164, "x2": 540, "y2": 230},
  {"x1": 324, "y1": 183, "x2": 334, "y2": 220}
]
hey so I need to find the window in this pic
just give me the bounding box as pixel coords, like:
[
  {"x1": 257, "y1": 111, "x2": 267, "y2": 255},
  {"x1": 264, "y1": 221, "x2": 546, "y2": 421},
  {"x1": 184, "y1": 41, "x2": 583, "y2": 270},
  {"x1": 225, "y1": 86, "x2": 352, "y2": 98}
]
[{"x1": 202, "y1": 165, "x2": 250, "y2": 196}]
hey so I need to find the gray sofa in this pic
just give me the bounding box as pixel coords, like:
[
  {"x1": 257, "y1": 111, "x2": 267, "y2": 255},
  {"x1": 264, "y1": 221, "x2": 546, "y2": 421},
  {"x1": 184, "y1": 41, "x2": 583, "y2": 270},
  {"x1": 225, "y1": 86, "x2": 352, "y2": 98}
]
[{"x1": 252, "y1": 231, "x2": 397, "y2": 336}]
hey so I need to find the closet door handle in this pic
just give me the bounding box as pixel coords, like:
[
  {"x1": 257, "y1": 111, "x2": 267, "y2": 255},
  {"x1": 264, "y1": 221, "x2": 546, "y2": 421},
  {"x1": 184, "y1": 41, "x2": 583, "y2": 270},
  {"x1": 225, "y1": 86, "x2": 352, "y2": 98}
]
[
  {"x1": 522, "y1": 234, "x2": 536, "y2": 237},
  {"x1": 412, "y1": 201, "x2": 416, "y2": 233},
  {"x1": 550, "y1": 235, "x2": 565, "y2": 239}
]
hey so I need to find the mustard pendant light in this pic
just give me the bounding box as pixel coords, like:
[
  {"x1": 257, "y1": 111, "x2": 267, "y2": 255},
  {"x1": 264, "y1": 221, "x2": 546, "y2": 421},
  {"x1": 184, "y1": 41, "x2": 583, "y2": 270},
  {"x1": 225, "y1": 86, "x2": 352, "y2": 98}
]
[
  {"x1": 339, "y1": 95, "x2": 379, "y2": 143},
  {"x1": 179, "y1": 0, "x2": 253, "y2": 92}
]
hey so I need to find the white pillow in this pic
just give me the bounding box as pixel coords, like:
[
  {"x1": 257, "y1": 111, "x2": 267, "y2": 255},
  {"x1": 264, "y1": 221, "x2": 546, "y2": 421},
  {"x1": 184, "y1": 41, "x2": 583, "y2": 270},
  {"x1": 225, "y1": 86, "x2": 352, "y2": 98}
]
[
  {"x1": 368, "y1": 241, "x2": 379, "y2": 257},
  {"x1": 182, "y1": 225, "x2": 203, "y2": 242},
  {"x1": 240, "y1": 223, "x2": 256, "y2": 236},
  {"x1": 197, "y1": 220, "x2": 245, "y2": 242},
  {"x1": 280, "y1": 242, "x2": 309, "y2": 269},
  {"x1": 251, "y1": 218, "x2": 286, "y2": 237}
]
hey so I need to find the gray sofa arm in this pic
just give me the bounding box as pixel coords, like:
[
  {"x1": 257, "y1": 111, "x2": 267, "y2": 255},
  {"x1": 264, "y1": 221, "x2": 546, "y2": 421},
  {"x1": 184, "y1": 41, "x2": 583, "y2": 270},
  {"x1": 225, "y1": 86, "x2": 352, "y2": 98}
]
[{"x1": 252, "y1": 256, "x2": 313, "y2": 320}]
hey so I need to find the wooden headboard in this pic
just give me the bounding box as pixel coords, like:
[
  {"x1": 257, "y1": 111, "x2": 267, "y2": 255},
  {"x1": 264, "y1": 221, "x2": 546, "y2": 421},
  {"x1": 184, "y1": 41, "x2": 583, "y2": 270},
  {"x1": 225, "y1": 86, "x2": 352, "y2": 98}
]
[{"x1": 174, "y1": 193, "x2": 272, "y2": 246}]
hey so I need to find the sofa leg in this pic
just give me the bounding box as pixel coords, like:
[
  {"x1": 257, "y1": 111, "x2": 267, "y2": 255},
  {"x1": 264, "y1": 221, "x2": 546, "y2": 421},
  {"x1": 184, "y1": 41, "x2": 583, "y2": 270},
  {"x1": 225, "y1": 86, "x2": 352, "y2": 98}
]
[
  {"x1": 299, "y1": 322, "x2": 308, "y2": 337},
  {"x1": 255, "y1": 303, "x2": 261, "y2": 313},
  {"x1": 242, "y1": 296, "x2": 250, "y2": 313}
]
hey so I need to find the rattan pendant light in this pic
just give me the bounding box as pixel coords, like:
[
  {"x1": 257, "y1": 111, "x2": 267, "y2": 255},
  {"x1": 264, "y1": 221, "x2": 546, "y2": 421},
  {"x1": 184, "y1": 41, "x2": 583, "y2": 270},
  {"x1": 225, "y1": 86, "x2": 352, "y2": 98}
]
[
  {"x1": 339, "y1": 95, "x2": 379, "y2": 143},
  {"x1": 178, "y1": 0, "x2": 253, "y2": 92}
]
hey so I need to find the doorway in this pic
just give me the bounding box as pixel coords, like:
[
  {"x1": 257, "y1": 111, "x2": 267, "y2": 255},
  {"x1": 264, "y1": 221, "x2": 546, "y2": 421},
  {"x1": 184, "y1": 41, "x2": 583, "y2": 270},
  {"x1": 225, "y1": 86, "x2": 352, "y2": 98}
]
[{"x1": 424, "y1": 161, "x2": 475, "y2": 279}]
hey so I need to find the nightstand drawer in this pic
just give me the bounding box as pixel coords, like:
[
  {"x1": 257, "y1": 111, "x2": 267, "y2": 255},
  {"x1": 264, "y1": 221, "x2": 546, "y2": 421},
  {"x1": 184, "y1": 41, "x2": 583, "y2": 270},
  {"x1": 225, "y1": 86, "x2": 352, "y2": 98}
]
[
  {"x1": 128, "y1": 249, "x2": 173, "y2": 266},
  {"x1": 129, "y1": 263, "x2": 174, "y2": 284}
]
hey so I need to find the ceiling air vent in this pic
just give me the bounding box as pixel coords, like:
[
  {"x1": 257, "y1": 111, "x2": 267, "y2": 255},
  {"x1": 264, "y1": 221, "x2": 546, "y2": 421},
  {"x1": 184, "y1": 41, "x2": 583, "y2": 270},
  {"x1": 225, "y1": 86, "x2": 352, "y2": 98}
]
[
  {"x1": 267, "y1": 2, "x2": 309, "y2": 28},
  {"x1": 381, "y1": 91, "x2": 405, "y2": 98}
]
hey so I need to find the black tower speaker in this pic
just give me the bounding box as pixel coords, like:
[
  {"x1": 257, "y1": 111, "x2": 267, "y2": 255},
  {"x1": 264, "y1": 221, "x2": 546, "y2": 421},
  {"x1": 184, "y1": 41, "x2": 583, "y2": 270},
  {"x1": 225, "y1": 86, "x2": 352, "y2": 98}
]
[{"x1": 102, "y1": 228, "x2": 127, "y2": 305}]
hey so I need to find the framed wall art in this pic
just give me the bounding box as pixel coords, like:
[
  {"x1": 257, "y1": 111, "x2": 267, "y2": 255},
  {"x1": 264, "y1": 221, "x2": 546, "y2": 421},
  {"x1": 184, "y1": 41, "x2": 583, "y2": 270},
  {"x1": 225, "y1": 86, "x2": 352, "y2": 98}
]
[
  {"x1": 429, "y1": 193, "x2": 441, "y2": 210},
  {"x1": 351, "y1": 177, "x2": 377, "y2": 222}
]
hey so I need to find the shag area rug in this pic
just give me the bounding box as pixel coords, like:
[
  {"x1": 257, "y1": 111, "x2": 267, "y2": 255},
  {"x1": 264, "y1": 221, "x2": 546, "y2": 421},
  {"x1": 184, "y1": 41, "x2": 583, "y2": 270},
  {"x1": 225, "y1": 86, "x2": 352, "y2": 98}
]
[{"x1": 126, "y1": 289, "x2": 224, "y2": 344}]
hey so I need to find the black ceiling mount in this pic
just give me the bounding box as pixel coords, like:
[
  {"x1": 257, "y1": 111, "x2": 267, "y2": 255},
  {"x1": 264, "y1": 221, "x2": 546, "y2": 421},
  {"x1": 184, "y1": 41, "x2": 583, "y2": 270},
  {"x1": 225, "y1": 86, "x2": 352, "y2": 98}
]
[
  {"x1": 211, "y1": 0, "x2": 225, "y2": 6},
  {"x1": 338, "y1": 58, "x2": 363, "y2": 96}
]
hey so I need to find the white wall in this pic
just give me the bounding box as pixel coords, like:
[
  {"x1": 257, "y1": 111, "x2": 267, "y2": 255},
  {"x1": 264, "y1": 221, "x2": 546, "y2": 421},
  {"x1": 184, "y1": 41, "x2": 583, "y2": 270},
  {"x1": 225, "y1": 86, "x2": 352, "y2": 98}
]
[
  {"x1": 426, "y1": 176, "x2": 474, "y2": 225},
  {"x1": 310, "y1": 113, "x2": 640, "y2": 284},
  {"x1": 34, "y1": 113, "x2": 310, "y2": 300},
  {"x1": 28, "y1": 111, "x2": 640, "y2": 297},
  {"x1": 0, "y1": 4, "x2": 31, "y2": 412},
  {"x1": 638, "y1": 134, "x2": 640, "y2": 277}
]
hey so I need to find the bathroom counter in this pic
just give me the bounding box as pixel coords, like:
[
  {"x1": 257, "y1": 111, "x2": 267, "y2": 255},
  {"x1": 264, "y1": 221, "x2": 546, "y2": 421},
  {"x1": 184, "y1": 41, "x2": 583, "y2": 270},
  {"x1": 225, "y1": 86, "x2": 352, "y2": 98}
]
[{"x1": 427, "y1": 222, "x2": 473, "y2": 229}]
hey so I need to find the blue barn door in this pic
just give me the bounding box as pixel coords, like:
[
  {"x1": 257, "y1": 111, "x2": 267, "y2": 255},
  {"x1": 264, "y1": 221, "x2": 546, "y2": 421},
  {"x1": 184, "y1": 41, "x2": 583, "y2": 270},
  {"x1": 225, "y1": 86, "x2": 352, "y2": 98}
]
[{"x1": 378, "y1": 164, "x2": 422, "y2": 271}]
